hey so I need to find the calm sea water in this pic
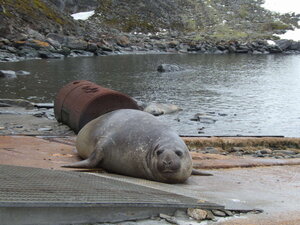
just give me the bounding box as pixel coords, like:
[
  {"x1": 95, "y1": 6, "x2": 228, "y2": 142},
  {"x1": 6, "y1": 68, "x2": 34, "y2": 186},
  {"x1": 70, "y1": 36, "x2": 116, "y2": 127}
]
[{"x1": 0, "y1": 53, "x2": 300, "y2": 137}]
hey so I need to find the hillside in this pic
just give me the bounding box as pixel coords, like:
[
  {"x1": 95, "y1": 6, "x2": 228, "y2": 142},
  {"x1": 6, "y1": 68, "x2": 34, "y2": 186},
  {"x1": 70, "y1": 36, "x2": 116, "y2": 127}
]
[
  {"x1": 0, "y1": 0, "x2": 299, "y2": 41},
  {"x1": 1, "y1": 0, "x2": 300, "y2": 62},
  {"x1": 91, "y1": 0, "x2": 300, "y2": 41}
]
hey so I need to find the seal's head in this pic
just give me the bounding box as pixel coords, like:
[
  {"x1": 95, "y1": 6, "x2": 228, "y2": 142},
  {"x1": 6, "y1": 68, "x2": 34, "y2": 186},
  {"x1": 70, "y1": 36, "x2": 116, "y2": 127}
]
[{"x1": 147, "y1": 141, "x2": 193, "y2": 183}]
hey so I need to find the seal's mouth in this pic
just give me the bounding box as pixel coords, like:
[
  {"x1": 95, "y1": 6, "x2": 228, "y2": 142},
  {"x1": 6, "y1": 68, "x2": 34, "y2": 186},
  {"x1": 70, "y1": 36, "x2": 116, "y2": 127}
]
[{"x1": 161, "y1": 169, "x2": 178, "y2": 174}]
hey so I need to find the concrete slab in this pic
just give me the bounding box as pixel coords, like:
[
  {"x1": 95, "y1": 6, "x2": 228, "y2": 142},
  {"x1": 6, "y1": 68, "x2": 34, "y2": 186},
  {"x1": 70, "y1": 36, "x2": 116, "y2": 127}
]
[
  {"x1": 0, "y1": 165, "x2": 222, "y2": 225},
  {"x1": 0, "y1": 136, "x2": 78, "y2": 170},
  {"x1": 1, "y1": 135, "x2": 300, "y2": 224}
]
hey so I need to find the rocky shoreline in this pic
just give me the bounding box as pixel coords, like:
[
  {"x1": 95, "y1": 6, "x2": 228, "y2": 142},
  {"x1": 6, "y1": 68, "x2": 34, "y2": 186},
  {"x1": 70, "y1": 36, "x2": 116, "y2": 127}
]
[{"x1": 1, "y1": 32, "x2": 300, "y2": 63}]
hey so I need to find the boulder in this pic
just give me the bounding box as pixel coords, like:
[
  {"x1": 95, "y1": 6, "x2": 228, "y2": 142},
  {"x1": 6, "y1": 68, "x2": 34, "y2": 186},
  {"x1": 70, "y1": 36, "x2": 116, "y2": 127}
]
[
  {"x1": 0, "y1": 70, "x2": 17, "y2": 78},
  {"x1": 157, "y1": 64, "x2": 183, "y2": 73},
  {"x1": 38, "y1": 51, "x2": 65, "y2": 59},
  {"x1": 46, "y1": 33, "x2": 66, "y2": 45},
  {"x1": 290, "y1": 41, "x2": 300, "y2": 51},
  {"x1": 46, "y1": 38, "x2": 62, "y2": 49},
  {"x1": 17, "y1": 46, "x2": 39, "y2": 58},
  {"x1": 275, "y1": 39, "x2": 292, "y2": 51},
  {"x1": 65, "y1": 37, "x2": 88, "y2": 50},
  {"x1": 86, "y1": 43, "x2": 98, "y2": 52},
  {"x1": 116, "y1": 35, "x2": 130, "y2": 47},
  {"x1": 69, "y1": 50, "x2": 94, "y2": 57}
]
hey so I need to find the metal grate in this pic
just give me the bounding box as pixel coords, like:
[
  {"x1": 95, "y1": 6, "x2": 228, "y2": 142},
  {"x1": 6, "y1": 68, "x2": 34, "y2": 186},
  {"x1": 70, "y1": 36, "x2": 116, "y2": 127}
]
[{"x1": 0, "y1": 165, "x2": 222, "y2": 209}]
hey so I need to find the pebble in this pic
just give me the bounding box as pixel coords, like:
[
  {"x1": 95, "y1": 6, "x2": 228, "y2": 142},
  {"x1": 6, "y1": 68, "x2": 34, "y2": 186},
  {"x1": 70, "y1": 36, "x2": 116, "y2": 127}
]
[
  {"x1": 211, "y1": 209, "x2": 227, "y2": 217},
  {"x1": 187, "y1": 208, "x2": 208, "y2": 221}
]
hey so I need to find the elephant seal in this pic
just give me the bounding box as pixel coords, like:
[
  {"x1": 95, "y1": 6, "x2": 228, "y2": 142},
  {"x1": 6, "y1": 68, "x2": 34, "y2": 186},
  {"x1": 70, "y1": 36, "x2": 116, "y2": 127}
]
[{"x1": 64, "y1": 109, "x2": 210, "y2": 183}]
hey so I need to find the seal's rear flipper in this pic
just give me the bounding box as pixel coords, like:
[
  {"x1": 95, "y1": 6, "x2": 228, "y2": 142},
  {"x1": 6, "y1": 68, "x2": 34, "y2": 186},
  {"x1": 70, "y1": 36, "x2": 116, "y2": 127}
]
[
  {"x1": 62, "y1": 150, "x2": 103, "y2": 168},
  {"x1": 192, "y1": 169, "x2": 213, "y2": 176}
]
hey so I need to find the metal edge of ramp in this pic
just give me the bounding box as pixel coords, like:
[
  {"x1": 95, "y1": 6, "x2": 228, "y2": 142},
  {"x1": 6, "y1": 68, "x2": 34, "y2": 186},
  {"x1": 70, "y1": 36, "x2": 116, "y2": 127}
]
[{"x1": 0, "y1": 165, "x2": 223, "y2": 225}]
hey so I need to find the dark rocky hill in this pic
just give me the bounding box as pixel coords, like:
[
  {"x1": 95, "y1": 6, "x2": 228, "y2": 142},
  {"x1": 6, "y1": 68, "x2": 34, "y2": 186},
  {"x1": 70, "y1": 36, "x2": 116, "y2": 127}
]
[
  {"x1": 1, "y1": 0, "x2": 299, "y2": 41},
  {"x1": 91, "y1": 0, "x2": 300, "y2": 41},
  {"x1": 1, "y1": 0, "x2": 300, "y2": 62},
  {"x1": 0, "y1": 0, "x2": 83, "y2": 40}
]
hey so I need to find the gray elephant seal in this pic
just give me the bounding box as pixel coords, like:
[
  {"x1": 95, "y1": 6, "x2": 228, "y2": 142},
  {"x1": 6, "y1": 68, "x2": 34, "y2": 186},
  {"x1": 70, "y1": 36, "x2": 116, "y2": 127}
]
[{"x1": 64, "y1": 109, "x2": 210, "y2": 183}]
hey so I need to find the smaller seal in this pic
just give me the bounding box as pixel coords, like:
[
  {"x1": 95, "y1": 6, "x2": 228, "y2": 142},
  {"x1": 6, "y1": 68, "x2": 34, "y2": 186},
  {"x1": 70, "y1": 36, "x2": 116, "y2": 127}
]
[{"x1": 64, "y1": 109, "x2": 211, "y2": 183}]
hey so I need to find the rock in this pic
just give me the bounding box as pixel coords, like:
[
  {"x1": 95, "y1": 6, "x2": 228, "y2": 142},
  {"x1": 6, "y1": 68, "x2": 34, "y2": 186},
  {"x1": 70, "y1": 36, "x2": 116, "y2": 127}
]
[
  {"x1": 33, "y1": 112, "x2": 45, "y2": 118},
  {"x1": 0, "y1": 103, "x2": 11, "y2": 107},
  {"x1": 86, "y1": 43, "x2": 98, "y2": 52},
  {"x1": 202, "y1": 147, "x2": 220, "y2": 154},
  {"x1": 259, "y1": 149, "x2": 273, "y2": 154},
  {"x1": 224, "y1": 210, "x2": 234, "y2": 216},
  {"x1": 14, "y1": 40, "x2": 51, "y2": 50},
  {"x1": 65, "y1": 37, "x2": 88, "y2": 50},
  {"x1": 46, "y1": 38, "x2": 62, "y2": 49},
  {"x1": 116, "y1": 35, "x2": 130, "y2": 47},
  {"x1": 38, "y1": 51, "x2": 64, "y2": 59},
  {"x1": 275, "y1": 39, "x2": 292, "y2": 51},
  {"x1": 187, "y1": 208, "x2": 207, "y2": 221},
  {"x1": 0, "y1": 99, "x2": 34, "y2": 108},
  {"x1": 27, "y1": 28, "x2": 45, "y2": 40},
  {"x1": 211, "y1": 209, "x2": 227, "y2": 217},
  {"x1": 143, "y1": 103, "x2": 182, "y2": 116},
  {"x1": 69, "y1": 50, "x2": 94, "y2": 57},
  {"x1": 157, "y1": 64, "x2": 183, "y2": 72},
  {"x1": 290, "y1": 41, "x2": 300, "y2": 51},
  {"x1": 230, "y1": 147, "x2": 244, "y2": 152},
  {"x1": 97, "y1": 40, "x2": 114, "y2": 52},
  {"x1": 236, "y1": 45, "x2": 250, "y2": 53},
  {"x1": 292, "y1": 153, "x2": 300, "y2": 158},
  {"x1": 16, "y1": 70, "x2": 31, "y2": 76},
  {"x1": 159, "y1": 213, "x2": 181, "y2": 224},
  {"x1": 205, "y1": 210, "x2": 216, "y2": 220},
  {"x1": 46, "y1": 33, "x2": 66, "y2": 45},
  {"x1": 17, "y1": 46, "x2": 39, "y2": 58},
  {"x1": 0, "y1": 70, "x2": 17, "y2": 78},
  {"x1": 191, "y1": 113, "x2": 217, "y2": 124},
  {"x1": 174, "y1": 209, "x2": 189, "y2": 219},
  {"x1": 38, "y1": 127, "x2": 53, "y2": 132},
  {"x1": 268, "y1": 45, "x2": 282, "y2": 53},
  {"x1": 273, "y1": 150, "x2": 297, "y2": 155},
  {"x1": 0, "y1": 50, "x2": 20, "y2": 62}
]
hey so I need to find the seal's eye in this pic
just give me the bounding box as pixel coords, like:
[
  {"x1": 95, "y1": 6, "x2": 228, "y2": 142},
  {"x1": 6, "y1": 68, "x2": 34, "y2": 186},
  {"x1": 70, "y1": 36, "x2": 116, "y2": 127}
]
[
  {"x1": 156, "y1": 150, "x2": 164, "y2": 156},
  {"x1": 175, "y1": 151, "x2": 183, "y2": 157}
]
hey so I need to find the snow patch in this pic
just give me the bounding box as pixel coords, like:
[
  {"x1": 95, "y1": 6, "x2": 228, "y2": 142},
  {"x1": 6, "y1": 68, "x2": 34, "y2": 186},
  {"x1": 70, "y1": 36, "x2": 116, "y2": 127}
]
[
  {"x1": 267, "y1": 40, "x2": 276, "y2": 46},
  {"x1": 263, "y1": 1, "x2": 300, "y2": 42},
  {"x1": 276, "y1": 29, "x2": 300, "y2": 41},
  {"x1": 71, "y1": 10, "x2": 95, "y2": 21}
]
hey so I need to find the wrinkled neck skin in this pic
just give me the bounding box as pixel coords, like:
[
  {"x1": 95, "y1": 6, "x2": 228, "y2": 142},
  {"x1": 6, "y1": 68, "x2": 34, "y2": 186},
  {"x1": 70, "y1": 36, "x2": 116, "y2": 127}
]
[{"x1": 145, "y1": 132, "x2": 193, "y2": 183}]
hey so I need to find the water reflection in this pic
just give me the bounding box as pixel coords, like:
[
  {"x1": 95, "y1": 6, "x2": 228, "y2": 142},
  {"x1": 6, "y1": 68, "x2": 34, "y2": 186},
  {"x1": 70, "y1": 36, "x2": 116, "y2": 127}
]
[{"x1": 0, "y1": 54, "x2": 299, "y2": 137}]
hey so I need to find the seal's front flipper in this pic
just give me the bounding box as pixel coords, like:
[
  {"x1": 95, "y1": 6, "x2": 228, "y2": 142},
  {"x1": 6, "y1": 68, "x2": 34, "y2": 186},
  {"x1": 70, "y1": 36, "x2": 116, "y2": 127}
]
[
  {"x1": 192, "y1": 169, "x2": 213, "y2": 176},
  {"x1": 62, "y1": 149, "x2": 103, "y2": 168}
]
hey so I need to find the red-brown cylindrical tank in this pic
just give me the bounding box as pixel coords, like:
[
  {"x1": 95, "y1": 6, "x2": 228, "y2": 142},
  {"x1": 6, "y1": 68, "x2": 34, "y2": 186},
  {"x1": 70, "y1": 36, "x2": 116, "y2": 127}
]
[{"x1": 54, "y1": 80, "x2": 140, "y2": 133}]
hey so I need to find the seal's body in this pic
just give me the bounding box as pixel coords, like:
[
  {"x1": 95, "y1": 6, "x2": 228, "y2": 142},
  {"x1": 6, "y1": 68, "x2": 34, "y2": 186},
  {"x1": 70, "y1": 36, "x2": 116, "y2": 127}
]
[{"x1": 65, "y1": 109, "x2": 199, "y2": 183}]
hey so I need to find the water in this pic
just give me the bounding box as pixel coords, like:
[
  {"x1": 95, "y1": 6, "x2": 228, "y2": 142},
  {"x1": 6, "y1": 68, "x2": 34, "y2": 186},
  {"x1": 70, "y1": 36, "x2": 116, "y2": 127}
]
[{"x1": 1, "y1": 53, "x2": 300, "y2": 137}]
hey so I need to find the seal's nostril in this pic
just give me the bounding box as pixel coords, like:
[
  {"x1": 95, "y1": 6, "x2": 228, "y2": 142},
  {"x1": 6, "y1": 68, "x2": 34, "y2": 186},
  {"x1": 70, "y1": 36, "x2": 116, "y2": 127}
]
[{"x1": 163, "y1": 160, "x2": 172, "y2": 166}]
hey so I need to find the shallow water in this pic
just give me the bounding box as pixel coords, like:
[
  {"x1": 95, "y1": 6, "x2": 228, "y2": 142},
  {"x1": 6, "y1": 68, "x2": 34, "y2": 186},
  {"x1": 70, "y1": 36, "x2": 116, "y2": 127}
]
[{"x1": 0, "y1": 53, "x2": 300, "y2": 137}]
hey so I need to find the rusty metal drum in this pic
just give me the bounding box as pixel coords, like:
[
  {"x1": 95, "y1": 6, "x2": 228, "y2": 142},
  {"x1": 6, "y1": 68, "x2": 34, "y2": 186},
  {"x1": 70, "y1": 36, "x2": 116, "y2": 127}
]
[{"x1": 54, "y1": 80, "x2": 140, "y2": 133}]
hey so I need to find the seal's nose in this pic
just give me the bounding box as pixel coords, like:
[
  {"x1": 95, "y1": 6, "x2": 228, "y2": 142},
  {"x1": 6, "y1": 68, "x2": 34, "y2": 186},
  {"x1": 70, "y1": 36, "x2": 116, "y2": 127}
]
[{"x1": 163, "y1": 160, "x2": 172, "y2": 167}]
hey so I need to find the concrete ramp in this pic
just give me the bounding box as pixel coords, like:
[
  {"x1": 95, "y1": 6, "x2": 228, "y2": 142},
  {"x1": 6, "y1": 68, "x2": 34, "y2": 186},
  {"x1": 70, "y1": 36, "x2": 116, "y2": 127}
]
[{"x1": 0, "y1": 165, "x2": 223, "y2": 225}]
